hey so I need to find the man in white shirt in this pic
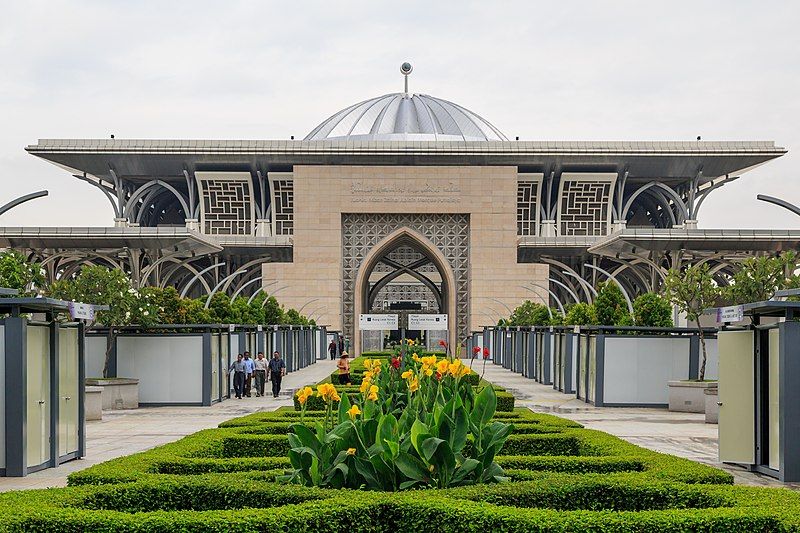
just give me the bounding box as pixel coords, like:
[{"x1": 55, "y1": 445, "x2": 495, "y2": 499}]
[{"x1": 253, "y1": 352, "x2": 268, "y2": 397}]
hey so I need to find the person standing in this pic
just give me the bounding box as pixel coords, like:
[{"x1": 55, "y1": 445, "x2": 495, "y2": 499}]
[
  {"x1": 242, "y1": 352, "x2": 255, "y2": 397},
  {"x1": 229, "y1": 354, "x2": 245, "y2": 399},
  {"x1": 253, "y1": 352, "x2": 268, "y2": 397},
  {"x1": 268, "y1": 351, "x2": 286, "y2": 398},
  {"x1": 337, "y1": 351, "x2": 351, "y2": 385},
  {"x1": 338, "y1": 337, "x2": 344, "y2": 359},
  {"x1": 328, "y1": 339, "x2": 337, "y2": 360}
]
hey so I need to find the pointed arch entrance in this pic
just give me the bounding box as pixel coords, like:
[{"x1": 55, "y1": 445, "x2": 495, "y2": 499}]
[{"x1": 353, "y1": 227, "x2": 458, "y2": 356}]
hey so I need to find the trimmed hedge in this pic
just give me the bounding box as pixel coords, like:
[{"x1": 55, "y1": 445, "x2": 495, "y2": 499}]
[
  {"x1": 5, "y1": 369, "x2": 792, "y2": 530},
  {"x1": 6, "y1": 475, "x2": 800, "y2": 530}
]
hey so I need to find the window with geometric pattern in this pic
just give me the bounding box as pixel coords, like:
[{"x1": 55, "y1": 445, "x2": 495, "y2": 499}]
[
  {"x1": 556, "y1": 174, "x2": 617, "y2": 236},
  {"x1": 195, "y1": 172, "x2": 255, "y2": 235},
  {"x1": 269, "y1": 173, "x2": 294, "y2": 236},
  {"x1": 517, "y1": 174, "x2": 542, "y2": 236}
]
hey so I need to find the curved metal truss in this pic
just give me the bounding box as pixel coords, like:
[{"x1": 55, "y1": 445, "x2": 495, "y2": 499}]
[{"x1": 25, "y1": 248, "x2": 272, "y2": 302}]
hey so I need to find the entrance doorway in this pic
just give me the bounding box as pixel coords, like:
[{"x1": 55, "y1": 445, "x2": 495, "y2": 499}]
[{"x1": 353, "y1": 227, "x2": 457, "y2": 355}]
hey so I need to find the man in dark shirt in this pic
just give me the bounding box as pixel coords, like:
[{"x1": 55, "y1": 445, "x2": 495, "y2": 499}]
[
  {"x1": 229, "y1": 354, "x2": 246, "y2": 399},
  {"x1": 268, "y1": 351, "x2": 286, "y2": 398}
]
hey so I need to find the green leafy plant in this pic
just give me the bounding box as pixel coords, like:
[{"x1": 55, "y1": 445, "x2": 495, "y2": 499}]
[
  {"x1": 663, "y1": 265, "x2": 719, "y2": 380},
  {"x1": 633, "y1": 293, "x2": 673, "y2": 327},
  {"x1": 0, "y1": 250, "x2": 45, "y2": 296},
  {"x1": 280, "y1": 356, "x2": 513, "y2": 490},
  {"x1": 49, "y1": 265, "x2": 159, "y2": 377},
  {"x1": 593, "y1": 281, "x2": 632, "y2": 326},
  {"x1": 563, "y1": 302, "x2": 596, "y2": 326},
  {"x1": 501, "y1": 300, "x2": 557, "y2": 326},
  {"x1": 724, "y1": 252, "x2": 800, "y2": 304}
]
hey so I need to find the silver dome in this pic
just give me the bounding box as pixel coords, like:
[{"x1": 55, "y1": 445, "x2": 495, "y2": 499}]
[{"x1": 304, "y1": 93, "x2": 508, "y2": 142}]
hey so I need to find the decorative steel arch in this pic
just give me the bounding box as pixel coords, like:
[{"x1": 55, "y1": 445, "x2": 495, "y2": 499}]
[{"x1": 584, "y1": 263, "x2": 634, "y2": 314}]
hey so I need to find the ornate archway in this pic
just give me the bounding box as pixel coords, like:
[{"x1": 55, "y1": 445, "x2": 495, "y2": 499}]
[{"x1": 344, "y1": 214, "x2": 468, "y2": 355}]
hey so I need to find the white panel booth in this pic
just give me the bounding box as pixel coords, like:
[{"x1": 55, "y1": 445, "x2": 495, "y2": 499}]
[
  {"x1": 717, "y1": 301, "x2": 800, "y2": 482},
  {"x1": 86, "y1": 326, "x2": 232, "y2": 406},
  {"x1": 576, "y1": 326, "x2": 719, "y2": 407},
  {"x1": 1, "y1": 298, "x2": 85, "y2": 477},
  {"x1": 86, "y1": 324, "x2": 325, "y2": 405}
]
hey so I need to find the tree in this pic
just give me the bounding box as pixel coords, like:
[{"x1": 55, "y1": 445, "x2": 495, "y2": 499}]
[
  {"x1": 633, "y1": 293, "x2": 673, "y2": 327},
  {"x1": 725, "y1": 252, "x2": 800, "y2": 304},
  {"x1": 0, "y1": 250, "x2": 45, "y2": 296},
  {"x1": 49, "y1": 266, "x2": 159, "y2": 377},
  {"x1": 503, "y1": 300, "x2": 554, "y2": 326},
  {"x1": 564, "y1": 302, "x2": 596, "y2": 326},
  {"x1": 593, "y1": 281, "x2": 631, "y2": 326},
  {"x1": 663, "y1": 265, "x2": 719, "y2": 381}
]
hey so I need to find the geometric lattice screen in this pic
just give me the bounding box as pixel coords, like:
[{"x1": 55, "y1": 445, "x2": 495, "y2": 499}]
[
  {"x1": 517, "y1": 173, "x2": 543, "y2": 236},
  {"x1": 341, "y1": 213, "x2": 470, "y2": 344},
  {"x1": 195, "y1": 171, "x2": 256, "y2": 235},
  {"x1": 268, "y1": 172, "x2": 294, "y2": 236},
  {"x1": 556, "y1": 173, "x2": 617, "y2": 236}
]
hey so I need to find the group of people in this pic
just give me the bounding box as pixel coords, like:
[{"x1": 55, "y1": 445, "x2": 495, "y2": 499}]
[{"x1": 229, "y1": 351, "x2": 286, "y2": 399}]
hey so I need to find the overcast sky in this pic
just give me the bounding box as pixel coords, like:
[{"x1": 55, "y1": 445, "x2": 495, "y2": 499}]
[{"x1": 1, "y1": 1, "x2": 799, "y2": 228}]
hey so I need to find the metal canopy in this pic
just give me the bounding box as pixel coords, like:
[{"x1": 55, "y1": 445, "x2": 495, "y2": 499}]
[
  {"x1": 26, "y1": 139, "x2": 785, "y2": 186},
  {"x1": 0, "y1": 227, "x2": 223, "y2": 255},
  {"x1": 587, "y1": 228, "x2": 800, "y2": 257}
]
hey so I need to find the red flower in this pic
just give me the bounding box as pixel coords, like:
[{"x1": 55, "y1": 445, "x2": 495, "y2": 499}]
[
  {"x1": 438, "y1": 340, "x2": 447, "y2": 348},
  {"x1": 472, "y1": 346, "x2": 481, "y2": 355},
  {"x1": 391, "y1": 357, "x2": 400, "y2": 369},
  {"x1": 482, "y1": 347, "x2": 490, "y2": 360},
  {"x1": 435, "y1": 371, "x2": 443, "y2": 381}
]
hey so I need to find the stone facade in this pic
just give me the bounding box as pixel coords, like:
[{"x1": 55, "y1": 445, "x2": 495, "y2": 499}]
[{"x1": 264, "y1": 165, "x2": 549, "y2": 351}]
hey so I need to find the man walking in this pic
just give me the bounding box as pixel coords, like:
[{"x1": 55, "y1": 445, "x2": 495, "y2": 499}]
[
  {"x1": 268, "y1": 351, "x2": 286, "y2": 398},
  {"x1": 328, "y1": 339, "x2": 337, "y2": 360},
  {"x1": 229, "y1": 354, "x2": 245, "y2": 399},
  {"x1": 242, "y1": 352, "x2": 255, "y2": 397},
  {"x1": 253, "y1": 352, "x2": 268, "y2": 397}
]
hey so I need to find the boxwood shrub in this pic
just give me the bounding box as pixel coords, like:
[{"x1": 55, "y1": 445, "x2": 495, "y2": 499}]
[{"x1": 6, "y1": 369, "x2": 793, "y2": 531}]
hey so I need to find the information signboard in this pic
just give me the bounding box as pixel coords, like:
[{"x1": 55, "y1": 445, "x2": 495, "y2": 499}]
[
  {"x1": 408, "y1": 314, "x2": 448, "y2": 331},
  {"x1": 359, "y1": 314, "x2": 399, "y2": 330},
  {"x1": 716, "y1": 305, "x2": 744, "y2": 324},
  {"x1": 68, "y1": 302, "x2": 95, "y2": 321}
]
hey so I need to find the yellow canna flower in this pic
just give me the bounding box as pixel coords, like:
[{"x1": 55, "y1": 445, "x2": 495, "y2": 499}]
[
  {"x1": 347, "y1": 447, "x2": 356, "y2": 455},
  {"x1": 367, "y1": 384, "x2": 379, "y2": 401},
  {"x1": 401, "y1": 370, "x2": 413, "y2": 380},
  {"x1": 412, "y1": 353, "x2": 420, "y2": 362},
  {"x1": 424, "y1": 368, "x2": 433, "y2": 377},
  {"x1": 458, "y1": 365, "x2": 472, "y2": 378},
  {"x1": 363, "y1": 358, "x2": 372, "y2": 370},
  {"x1": 409, "y1": 377, "x2": 419, "y2": 393},
  {"x1": 316, "y1": 383, "x2": 340, "y2": 402},
  {"x1": 436, "y1": 360, "x2": 449, "y2": 375},
  {"x1": 296, "y1": 386, "x2": 314, "y2": 405},
  {"x1": 360, "y1": 378, "x2": 371, "y2": 393},
  {"x1": 347, "y1": 404, "x2": 361, "y2": 419}
]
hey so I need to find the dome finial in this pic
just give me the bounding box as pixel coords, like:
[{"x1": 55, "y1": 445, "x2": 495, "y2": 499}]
[{"x1": 400, "y1": 62, "x2": 413, "y2": 95}]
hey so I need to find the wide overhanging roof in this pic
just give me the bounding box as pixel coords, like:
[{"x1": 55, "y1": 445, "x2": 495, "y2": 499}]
[
  {"x1": 0, "y1": 227, "x2": 222, "y2": 255},
  {"x1": 588, "y1": 228, "x2": 800, "y2": 257},
  {"x1": 26, "y1": 139, "x2": 786, "y2": 186}
]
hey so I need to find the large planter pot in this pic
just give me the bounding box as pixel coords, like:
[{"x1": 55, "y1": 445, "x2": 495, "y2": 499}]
[
  {"x1": 704, "y1": 386, "x2": 719, "y2": 424},
  {"x1": 667, "y1": 380, "x2": 718, "y2": 413},
  {"x1": 85, "y1": 378, "x2": 139, "y2": 410},
  {"x1": 85, "y1": 385, "x2": 103, "y2": 421}
]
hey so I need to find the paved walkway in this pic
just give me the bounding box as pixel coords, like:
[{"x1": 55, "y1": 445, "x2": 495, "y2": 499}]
[
  {"x1": 466, "y1": 358, "x2": 794, "y2": 488},
  {"x1": 0, "y1": 359, "x2": 338, "y2": 492}
]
